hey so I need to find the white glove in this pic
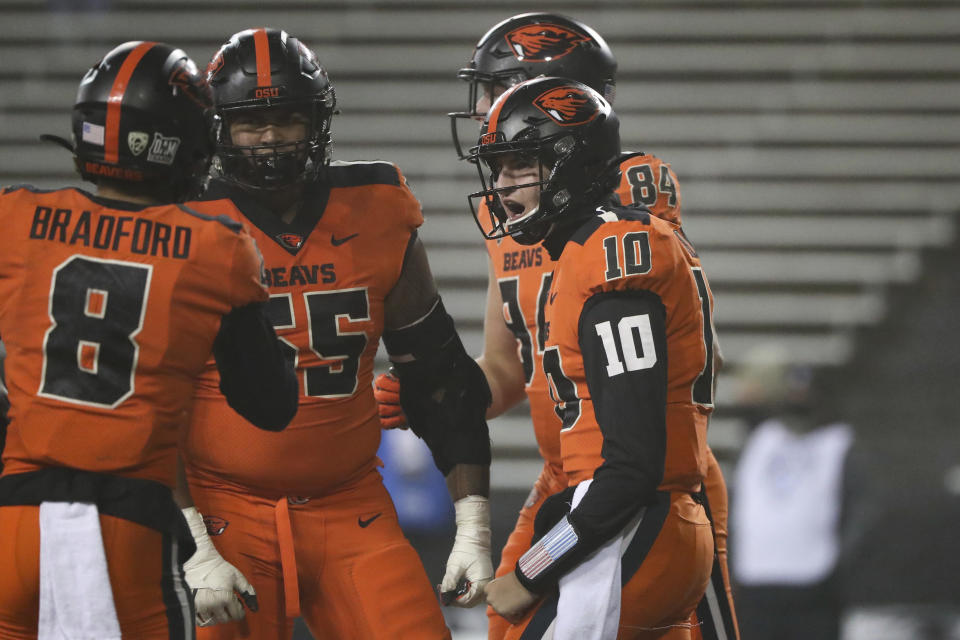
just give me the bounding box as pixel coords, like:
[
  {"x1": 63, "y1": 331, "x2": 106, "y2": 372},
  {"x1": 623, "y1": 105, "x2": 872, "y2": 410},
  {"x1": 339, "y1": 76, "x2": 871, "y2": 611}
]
[
  {"x1": 440, "y1": 495, "x2": 493, "y2": 607},
  {"x1": 182, "y1": 507, "x2": 258, "y2": 627}
]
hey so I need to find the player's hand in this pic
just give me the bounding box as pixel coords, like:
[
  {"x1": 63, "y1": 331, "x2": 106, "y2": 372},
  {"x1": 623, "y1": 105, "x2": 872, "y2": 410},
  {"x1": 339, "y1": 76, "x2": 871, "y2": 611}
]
[
  {"x1": 441, "y1": 495, "x2": 493, "y2": 607},
  {"x1": 485, "y1": 571, "x2": 538, "y2": 624},
  {"x1": 374, "y1": 369, "x2": 408, "y2": 429},
  {"x1": 182, "y1": 507, "x2": 258, "y2": 626}
]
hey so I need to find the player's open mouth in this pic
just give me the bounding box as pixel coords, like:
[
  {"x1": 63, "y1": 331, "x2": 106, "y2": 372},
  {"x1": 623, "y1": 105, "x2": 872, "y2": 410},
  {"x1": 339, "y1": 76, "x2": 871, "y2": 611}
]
[{"x1": 503, "y1": 200, "x2": 526, "y2": 219}]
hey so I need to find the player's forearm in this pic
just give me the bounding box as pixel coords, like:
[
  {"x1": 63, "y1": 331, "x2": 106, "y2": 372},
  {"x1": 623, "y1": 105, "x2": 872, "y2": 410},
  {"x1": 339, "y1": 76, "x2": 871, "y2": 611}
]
[
  {"x1": 385, "y1": 297, "x2": 492, "y2": 477},
  {"x1": 445, "y1": 463, "x2": 490, "y2": 501},
  {"x1": 172, "y1": 456, "x2": 194, "y2": 509},
  {"x1": 476, "y1": 355, "x2": 525, "y2": 419},
  {"x1": 478, "y1": 259, "x2": 527, "y2": 418}
]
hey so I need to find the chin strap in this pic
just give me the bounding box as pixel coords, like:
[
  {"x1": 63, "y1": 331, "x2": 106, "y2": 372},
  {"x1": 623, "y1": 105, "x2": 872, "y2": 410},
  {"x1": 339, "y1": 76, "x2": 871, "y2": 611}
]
[{"x1": 39, "y1": 134, "x2": 74, "y2": 153}]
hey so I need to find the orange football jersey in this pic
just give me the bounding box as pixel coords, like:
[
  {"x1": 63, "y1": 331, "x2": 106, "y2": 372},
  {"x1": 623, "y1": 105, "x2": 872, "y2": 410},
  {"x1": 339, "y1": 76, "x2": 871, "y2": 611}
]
[
  {"x1": 613, "y1": 151, "x2": 682, "y2": 226},
  {"x1": 544, "y1": 207, "x2": 716, "y2": 492},
  {"x1": 484, "y1": 152, "x2": 682, "y2": 469},
  {"x1": 183, "y1": 161, "x2": 423, "y2": 496},
  {"x1": 0, "y1": 186, "x2": 267, "y2": 488}
]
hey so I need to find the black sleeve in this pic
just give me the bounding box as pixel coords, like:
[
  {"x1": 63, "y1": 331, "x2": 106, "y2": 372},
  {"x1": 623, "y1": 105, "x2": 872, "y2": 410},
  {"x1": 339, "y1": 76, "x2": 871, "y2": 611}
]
[
  {"x1": 213, "y1": 302, "x2": 298, "y2": 431},
  {"x1": 384, "y1": 298, "x2": 492, "y2": 476},
  {"x1": 515, "y1": 289, "x2": 667, "y2": 592},
  {"x1": 571, "y1": 289, "x2": 667, "y2": 535}
]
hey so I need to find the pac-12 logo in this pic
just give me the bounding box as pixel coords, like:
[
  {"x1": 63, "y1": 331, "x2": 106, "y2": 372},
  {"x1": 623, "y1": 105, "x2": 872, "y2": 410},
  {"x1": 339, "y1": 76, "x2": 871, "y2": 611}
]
[
  {"x1": 534, "y1": 86, "x2": 599, "y2": 126},
  {"x1": 127, "y1": 131, "x2": 149, "y2": 156},
  {"x1": 504, "y1": 23, "x2": 590, "y2": 62}
]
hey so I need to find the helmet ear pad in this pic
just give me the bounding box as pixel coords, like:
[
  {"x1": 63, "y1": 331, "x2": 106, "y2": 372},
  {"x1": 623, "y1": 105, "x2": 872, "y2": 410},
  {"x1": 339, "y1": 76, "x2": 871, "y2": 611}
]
[
  {"x1": 516, "y1": 129, "x2": 619, "y2": 245},
  {"x1": 545, "y1": 128, "x2": 621, "y2": 212}
]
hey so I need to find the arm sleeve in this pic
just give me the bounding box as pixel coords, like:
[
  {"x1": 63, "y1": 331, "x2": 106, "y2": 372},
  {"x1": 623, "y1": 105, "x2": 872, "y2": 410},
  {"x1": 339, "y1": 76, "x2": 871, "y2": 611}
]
[
  {"x1": 213, "y1": 302, "x2": 298, "y2": 431},
  {"x1": 384, "y1": 298, "x2": 491, "y2": 476},
  {"x1": 227, "y1": 231, "x2": 269, "y2": 308},
  {"x1": 515, "y1": 289, "x2": 668, "y2": 592}
]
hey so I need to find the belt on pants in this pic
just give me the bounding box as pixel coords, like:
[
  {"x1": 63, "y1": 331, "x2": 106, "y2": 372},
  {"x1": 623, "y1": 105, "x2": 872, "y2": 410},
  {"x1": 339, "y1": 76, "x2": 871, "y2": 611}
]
[{"x1": 274, "y1": 496, "x2": 305, "y2": 619}]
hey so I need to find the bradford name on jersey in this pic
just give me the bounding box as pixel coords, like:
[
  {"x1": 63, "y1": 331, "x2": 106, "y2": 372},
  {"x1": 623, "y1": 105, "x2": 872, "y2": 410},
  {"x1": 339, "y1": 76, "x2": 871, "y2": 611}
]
[{"x1": 0, "y1": 185, "x2": 266, "y2": 488}]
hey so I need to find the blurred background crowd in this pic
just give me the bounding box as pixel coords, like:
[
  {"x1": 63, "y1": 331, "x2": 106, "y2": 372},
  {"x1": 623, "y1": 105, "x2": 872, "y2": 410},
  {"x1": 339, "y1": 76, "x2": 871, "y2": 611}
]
[{"x1": 1, "y1": 1, "x2": 958, "y2": 638}]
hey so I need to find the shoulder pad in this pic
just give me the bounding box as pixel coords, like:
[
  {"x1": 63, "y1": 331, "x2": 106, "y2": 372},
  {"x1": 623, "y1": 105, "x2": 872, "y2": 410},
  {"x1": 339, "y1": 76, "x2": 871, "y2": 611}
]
[
  {"x1": 618, "y1": 151, "x2": 650, "y2": 164},
  {"x1": 570, "y1": 206, "x2": 652, "y2": 246},
  {"x1": 2, "y1": 184, "x2": 42, "y2": 196},
  {"x1": 326, "y1": 161, "x2": 403, "y2": 188},
  {"x1": 176, "y1": 203, "x2": 244, "y2": 233}
]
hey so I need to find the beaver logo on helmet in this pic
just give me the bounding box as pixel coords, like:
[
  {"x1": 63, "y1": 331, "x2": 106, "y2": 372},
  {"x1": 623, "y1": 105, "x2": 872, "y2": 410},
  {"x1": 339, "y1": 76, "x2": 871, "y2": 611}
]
[
  {"x1": 168, "y1": 59, "x2": 211, "y2": 109},
  {"x1": 205, "y1": 51, "x2": 225, "y2": 81},
  {"x1": 534, "y1": 86, "x2": 599, "y2": 126},
  {"x1": 505, "y1": 23, "x2": 590, "y2": 62}
]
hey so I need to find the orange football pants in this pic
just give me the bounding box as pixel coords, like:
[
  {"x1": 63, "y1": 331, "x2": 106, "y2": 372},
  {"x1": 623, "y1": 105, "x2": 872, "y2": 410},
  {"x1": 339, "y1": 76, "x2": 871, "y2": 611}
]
[
  {"x1": 487, "y1": 462, "x2": 567, "y2": 640},
  {"x1": 490, "y1": 449, "x2": 739, "y2": 640},
  {"x1": 499, "y1": 491, "x2": 712, "y2": 640},
  {"x1": 186, "y1": 465, "x2": 450, "y2": 640},
  {"x1": 692, "y1": 448, "x2": 740, "y2": 640},
  {"x1": 0, "y1": 504, "x2": 193, "y2": 639}
]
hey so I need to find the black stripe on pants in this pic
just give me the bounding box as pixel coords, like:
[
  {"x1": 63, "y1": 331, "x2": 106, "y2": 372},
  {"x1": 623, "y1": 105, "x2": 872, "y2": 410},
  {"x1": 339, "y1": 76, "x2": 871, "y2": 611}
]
[{"x1": 162, "y1": 532, "x2": 195, "y2": 640}]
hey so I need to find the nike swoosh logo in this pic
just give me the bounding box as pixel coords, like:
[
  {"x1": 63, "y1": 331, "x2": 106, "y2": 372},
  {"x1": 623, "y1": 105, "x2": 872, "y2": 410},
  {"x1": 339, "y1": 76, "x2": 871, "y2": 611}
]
[
  {"x1": 331, "y1": 232, "x2": 359, "y2": 246},
  {"x1": 358, "y1": 513, "x2": 382, "y2": 528}
]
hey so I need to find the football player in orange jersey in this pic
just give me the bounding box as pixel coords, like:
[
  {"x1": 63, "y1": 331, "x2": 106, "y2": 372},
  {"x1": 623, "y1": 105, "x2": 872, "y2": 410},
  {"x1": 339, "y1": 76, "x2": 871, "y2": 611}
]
[
  {"x1": 375, "y1": 13, "x2": 737, "y2": 640},
  {"x1": 0, "y1": 42, "x2": 297, "y2": 640},
  {"x1": 474, "y1": 76, "x2": 715, "y2": 639},
  {"x1": 179, "y1": 29, "x2": 493, "y2": 639}
]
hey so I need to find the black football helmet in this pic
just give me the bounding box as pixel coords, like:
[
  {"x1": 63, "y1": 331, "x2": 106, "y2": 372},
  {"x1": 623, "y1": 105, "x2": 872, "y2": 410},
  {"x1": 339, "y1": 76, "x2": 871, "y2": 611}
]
[
  {"x1": 450, "y1": 13, "x2": 616, "y2": 159},
  {"x1": 206, "y1": 28, "x2": 336, "y2": 190},
  {"x1": 66, "y1": 41, "x2": 213, "y2": 201},
  {"x1": 468, "y1": 77, "x2": 621, "y2": 245}
]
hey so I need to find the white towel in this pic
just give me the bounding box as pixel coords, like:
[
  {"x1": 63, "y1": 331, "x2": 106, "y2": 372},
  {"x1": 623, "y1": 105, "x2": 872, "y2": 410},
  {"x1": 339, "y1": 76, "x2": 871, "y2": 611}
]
[
  {"x1": 553, "y1": 480, "x2": 645, "y2": 640},
  {"x1": 38, "y1": 501, "x2": 122, "y2": 640}
]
